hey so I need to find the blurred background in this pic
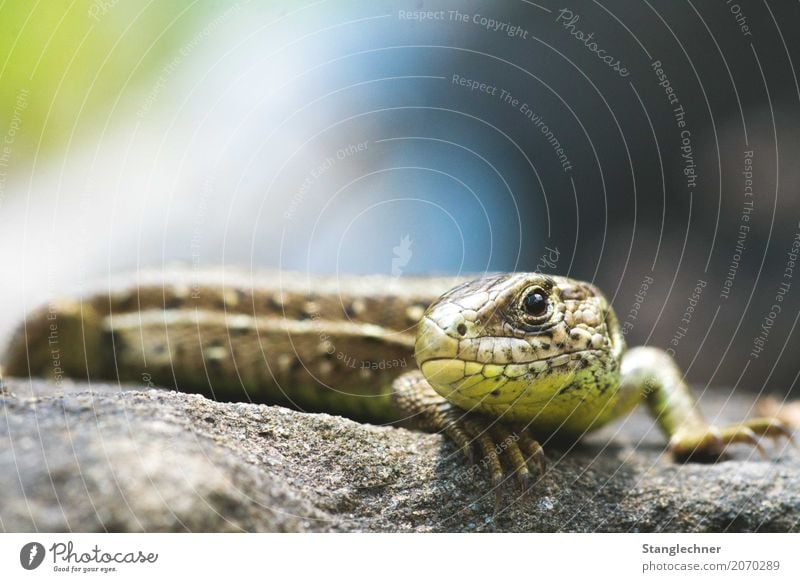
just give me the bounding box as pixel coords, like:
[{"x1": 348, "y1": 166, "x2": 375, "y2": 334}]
[{"x1": 1, "y1": 0, "x2": 799, "y2": 396}]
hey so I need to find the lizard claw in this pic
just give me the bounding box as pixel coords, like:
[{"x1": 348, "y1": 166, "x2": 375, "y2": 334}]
[
  {"x1": 519, "y1": 432, "x2": 547, "y2": 478},
  {"x1": 741, "y1": 416, "x2": 797, "y2": 451},
  {"x1": 730, "y1": 426, "x2": 767, "y2": 459},
  {"x1": 669, "y1": 417, "x2": 795, "y2": 459}
]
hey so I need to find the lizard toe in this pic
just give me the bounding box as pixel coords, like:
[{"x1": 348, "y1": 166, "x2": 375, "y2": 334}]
[
  {"x1": 490, "y1": 425, "x2": 532, "y2": 491},
  {"x1": 518, "y1": 432, "x2": 546, "y2": 478}
]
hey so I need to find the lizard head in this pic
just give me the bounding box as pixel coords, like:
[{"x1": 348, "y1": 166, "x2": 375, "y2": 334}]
[{"x1": 414, "y1": 273, "x2": 625, "y2": 423}]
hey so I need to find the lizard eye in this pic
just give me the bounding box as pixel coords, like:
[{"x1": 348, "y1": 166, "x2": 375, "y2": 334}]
[{"x1": 521, "y1": 287, "x2": 550, "y2": 320}]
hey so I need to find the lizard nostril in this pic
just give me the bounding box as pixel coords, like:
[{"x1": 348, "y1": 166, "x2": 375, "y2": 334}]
[{"x1": 456, "y1": 323, "x2": 467, "y2": 336}]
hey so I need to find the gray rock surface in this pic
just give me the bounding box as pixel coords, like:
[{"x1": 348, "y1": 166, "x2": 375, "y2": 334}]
[{"x1": 1, "y1": 378, "x2": 798, "y2": 532}]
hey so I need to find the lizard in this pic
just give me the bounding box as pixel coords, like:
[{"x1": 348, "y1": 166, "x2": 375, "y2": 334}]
[{"x1": 2, "y1": 269, "x2": 794, "y2": 501}]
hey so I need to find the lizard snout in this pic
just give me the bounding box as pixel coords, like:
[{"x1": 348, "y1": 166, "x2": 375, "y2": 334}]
[{"x1": 414, "y1": 315, "x2": 460, "y2": 365}]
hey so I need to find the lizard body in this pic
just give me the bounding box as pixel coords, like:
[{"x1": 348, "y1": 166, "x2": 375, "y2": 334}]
[
  {"x1": 2, "y1": 270, "x2": 792, "y2": 492},
  {"x1": 2, "y1": 270, "x2": 463, "y2": 422}
]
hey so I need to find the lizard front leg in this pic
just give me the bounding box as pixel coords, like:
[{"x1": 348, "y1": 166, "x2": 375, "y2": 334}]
[
  {"x1": 392, "y1": 370, "x2": 546, "y2": 498},
  {"x1": 620, "y1": 346, "x2": 794, "y2": 457}
]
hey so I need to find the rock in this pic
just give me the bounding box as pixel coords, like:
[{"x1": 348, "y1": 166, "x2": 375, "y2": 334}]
[{"x1": 1, "y1": 378, "x2": 798, "y2": 532}]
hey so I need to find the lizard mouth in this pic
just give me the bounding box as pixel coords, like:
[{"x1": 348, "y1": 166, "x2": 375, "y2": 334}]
[
  {"x1": 414, "y1": 314, "x2": 606, "y2": 367},
  {"x1": 418, "y1": 349, "x2": 605, "y2": 390}
]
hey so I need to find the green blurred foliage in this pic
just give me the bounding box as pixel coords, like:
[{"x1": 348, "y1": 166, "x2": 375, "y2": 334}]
[{"x1": 0, "y1": 0, "x2": 217, "y2": 161}]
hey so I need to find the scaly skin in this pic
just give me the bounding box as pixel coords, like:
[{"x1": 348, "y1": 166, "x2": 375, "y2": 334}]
[
  {"x1": 1, "y1": 269, "x2": 462, "y2": 423},
  {"x1": 2, "y1": 270, "x2": 793, "y2": 501}
]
